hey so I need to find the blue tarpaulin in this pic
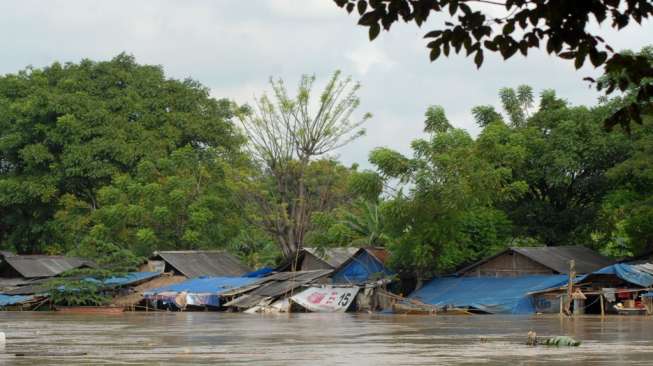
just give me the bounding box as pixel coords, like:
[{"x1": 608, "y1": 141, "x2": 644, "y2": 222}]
[
  {"x1": 409, "y1": 275, "x2": 570, "y2": 314},
  {"x1": 0, "y1": 294, "x2": 34, "y2": 306},
  {"x1": 244, "y1": 267, "x2": 274, "y2": 278},
  {"x1": 143, "y1": 276, "x2": 257, "y2": 307},
  {"x1": 93, "y1": 272, "x2": 161, "y2": 287},
  {"x1": 587, "y1": 263, "x2": 653, "y2": 288},
  {"x1": 332, "y1": 251, "x2": 393, "y2": 284}
]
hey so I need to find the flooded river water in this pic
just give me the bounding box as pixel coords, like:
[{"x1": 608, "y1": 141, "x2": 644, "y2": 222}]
[{"x1": 0, "y1": 312, "x2": 652, "y2": 365}]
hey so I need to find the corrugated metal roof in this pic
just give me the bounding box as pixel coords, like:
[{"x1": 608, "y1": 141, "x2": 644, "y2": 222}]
[
  {"x1": 2, "y1": 272, "x2": 161, "y2": 295},
  {"x1": 457, "y1": 246, "x2": 614, "y2": 275},
  {"x1": 249, "y1": 270, "x2": 332, "y2": 297},
  {"x1": 152, "y1": 251, "x2": 251, "y2": 278},
  {"x1": 3, "y1": 255, "x2": 96, "y2": 278},
  {"x1": 304, "y1": 247, "x2": 359, "y2": 268},
  {"x1": 511, "y1": 246, "x2": 613, "y2": 274},
  {"x1": 224, "y1": 269, "x2": 332, "y2": 308}
]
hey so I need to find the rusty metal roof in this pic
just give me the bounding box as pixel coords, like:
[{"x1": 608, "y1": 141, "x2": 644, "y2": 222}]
[
  {"x1": 457, "y1": 246, "x2": 614, "y2": 275},
  {"x1": 361, "y1": 247, "x2": 390, "y2": 264},
  {"x1": 3, "y1": 255, "x2": 96, "y2": 279},
  {"x1": 152, "y1": 251, "x2": 251, "y2": 278}
]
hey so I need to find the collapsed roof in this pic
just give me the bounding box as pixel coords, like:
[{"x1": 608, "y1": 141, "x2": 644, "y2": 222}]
[{"x1": 223, "y1": 269, "x2": 333, "y2": 309}]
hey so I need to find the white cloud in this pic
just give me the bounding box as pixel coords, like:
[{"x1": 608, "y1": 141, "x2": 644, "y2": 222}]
[
  {"x1": 0, "y1": 0, "x2": 651, "y2": 169},
  {"x1": 346, "y1": 44, "x2": 395, "y2": 75}
]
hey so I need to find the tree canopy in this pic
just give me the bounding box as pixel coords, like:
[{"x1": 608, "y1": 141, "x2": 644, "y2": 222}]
[
  {"x1": 365, "y1": 83, "x2": 651, "y2": 279},
  {"x1": 0, "y1": 54, "x2": 245, "y2": 262},
  {"x1": 333, "y1": 1, "x2": 653, "y2": 129},
  {"x1": 1, "y1": 53, "x2": 652, "y2": 279},
  {"x1": 236, "y1": 72, "x2": 371, "y2": 258}
]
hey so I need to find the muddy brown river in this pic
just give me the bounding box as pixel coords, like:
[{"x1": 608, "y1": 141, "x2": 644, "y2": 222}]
[{"x1": 0, "y1": 312, "x2": 652, "y2": 365}]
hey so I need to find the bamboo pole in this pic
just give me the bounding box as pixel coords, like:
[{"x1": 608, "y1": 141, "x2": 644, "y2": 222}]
[
  {"x1": 559, "y1": 294, "x2": 563, "y2": 316},
  {"x1": 600, "y1": 293, "x2": 605, "y2": 318},
  {"x1": 565, "y1": 260, "x2": 575, "y2": 316}
]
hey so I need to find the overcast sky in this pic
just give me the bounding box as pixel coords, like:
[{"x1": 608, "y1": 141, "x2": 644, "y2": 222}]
[{"x1": 1, "y1": 1, "x2": 651, "y2": 168}]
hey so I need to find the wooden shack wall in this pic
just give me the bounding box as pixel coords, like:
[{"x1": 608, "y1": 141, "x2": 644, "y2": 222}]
[{"x1": 462, "y1": 252, "x2": 555, "y2": 277}]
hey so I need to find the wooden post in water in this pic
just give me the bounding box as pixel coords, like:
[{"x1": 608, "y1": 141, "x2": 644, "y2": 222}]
[
  {"x1": 565, "y1": 260, "x2": 575, "y2": 316},
  {"x1": 600, "y1": 293, "x2": 605, "y2": 318}
]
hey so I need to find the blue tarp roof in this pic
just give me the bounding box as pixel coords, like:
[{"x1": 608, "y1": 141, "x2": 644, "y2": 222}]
[
  {"x1": 92, "y1": 272, "x2": 161, "y2": 287},
  {"x1": 144, "y1": 276, "x2": 257, "y2": 296},
  {"x1": 143, "y1": 276, "x2": 258, "y2": 308},
  {"x1": 586, "y1": 263, "x2": 653, "y2": 288},
  {"x1": 410, "y1": 275, "x2": 570, "y2": 314},
  {"x1": 0, "y1": 294, "x2": 34, "y2": 306},
  {"x1": 332, "y1": 250, "x2": 393, "y2": 284},
  {"x1": 244, "y1": 267, "x2": 274, "y2": 278}
]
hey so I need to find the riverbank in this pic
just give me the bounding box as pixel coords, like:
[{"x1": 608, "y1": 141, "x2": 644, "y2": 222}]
[{"x1": 1, "y1": 313, "x2": 652, "y2": 365}]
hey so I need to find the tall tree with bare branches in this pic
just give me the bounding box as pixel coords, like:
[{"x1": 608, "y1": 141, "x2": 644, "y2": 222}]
[{"x1": 237, "y1": 71, "x2": 371, "y2": 258}]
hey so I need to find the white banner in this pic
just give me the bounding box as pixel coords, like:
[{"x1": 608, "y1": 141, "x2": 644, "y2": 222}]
[{"x1": 291, "y1": 286, "x2": 360, "y2": 313}]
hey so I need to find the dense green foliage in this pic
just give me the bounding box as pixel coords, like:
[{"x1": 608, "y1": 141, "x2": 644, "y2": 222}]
[
  {"x1": 0, "y1": 54, "x2": 247, "y2": 269},
  {"x1": 237, "y1": 72, "x2": 370, "y2": 258},
  {"x1": 1, "y1": 54, "x2": 652, "y2": 280},
  {"x1": 46, "y1": 278, "x2": 110, "y2": 307},
  {"x1": 366, "y1": 84, "x2": 651, "y2": 277}
]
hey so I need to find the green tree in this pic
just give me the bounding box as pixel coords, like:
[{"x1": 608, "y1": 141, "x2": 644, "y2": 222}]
[
  {"x1": 55, "y1": 146, "x2": 248, "y2": 261},
  {"x1": 342, "y1": 200, "x2": 390, "y2": 246},
  {"x1": 0, "y1": 54, "x2": 244, "y2": 255},
  {"x1": 369, "y1": 106, "x2": 521, "y2": 278},
  {"x1": 237, "y1": 72, "x2": 371, "y2": 258},
  {"x1": 333, "y1": 1, "x2": 653, "y2": 128},
  {"x1": 500, "y1": 90, "x2": 631, "y2": 247}
]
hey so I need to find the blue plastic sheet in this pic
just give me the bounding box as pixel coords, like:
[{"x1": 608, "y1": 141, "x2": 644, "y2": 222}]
[
  {"x1": 143, "y1": 276, "x2": 257, "y2": 307},
  {"x1": 590, "y1": 263, "x2": 653, "y2": 288},
  {"x1": 98, "y1": 272, "x2": 160, "y2": 287},
  {"x1": 0, "y1": 294, "x2": 34, "y2": 306},
  {"x1": 409, "y1": 275, "x2": 569, "y2": 314},
  {"x1": 82, "y1": 272, "x2": 160, "y2": 287},
  {"x1": 244, "y1": 267, "x2": 274, "y2": 278},
  {"x1": 332, "y1": 251, "x2": 393, "y2": 284}
]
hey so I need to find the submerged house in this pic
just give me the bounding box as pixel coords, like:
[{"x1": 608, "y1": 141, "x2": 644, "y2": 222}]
[
  {"x1": 332, "y1": 247, "x2": 392, "y2": 284},
  {"x1": 409, "y1": 275, "x2": 570, "y2": 314},
  {"x1": 0, "y1": 252, "x2": 96, "y2": 280},
  {"x1": 276, "y1": 247, "x2": 359, "y2": 272},
  {"x1": 0, "y1": 252, "x2": 97, "y2": 295},
  {"x1": 532, "y1": 258, "x2": 653, "y2": 315},
  {"x1": 133, "y1": 250, "x2": 253, "y2": 310},
  {"x1": 456, "y1": 246, "x2": 613, "y2": 277},
  {"x1": 143, "y1": 276, "x2": 259, "y2": 310},
  {"x1": 409, "y1": 246, "x2": 614, "y2": 314},
  {"x1": 276, "y1": 247, "x2": 393, "y2": 284},
  {"x1": 146, "y1": 250, "x2": 252, "y2": 278},
  {"x1": 224, "y1": 269, "x2": 333, "y2": 311}
]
